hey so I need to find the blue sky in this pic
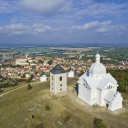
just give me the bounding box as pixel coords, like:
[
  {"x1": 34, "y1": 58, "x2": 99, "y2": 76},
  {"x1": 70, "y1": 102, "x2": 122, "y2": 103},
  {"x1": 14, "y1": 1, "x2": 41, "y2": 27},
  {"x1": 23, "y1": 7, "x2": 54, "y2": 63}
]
[{"x1": 0, "y1": 0, "x2": 128, "y2": 45}]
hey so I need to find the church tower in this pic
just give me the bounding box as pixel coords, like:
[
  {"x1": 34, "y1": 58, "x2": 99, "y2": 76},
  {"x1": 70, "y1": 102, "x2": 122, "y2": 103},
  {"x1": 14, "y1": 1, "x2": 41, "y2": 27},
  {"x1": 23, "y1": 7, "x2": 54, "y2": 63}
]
[{"x1": 50, "y1": 64, "x2": 67, "y2": 93}]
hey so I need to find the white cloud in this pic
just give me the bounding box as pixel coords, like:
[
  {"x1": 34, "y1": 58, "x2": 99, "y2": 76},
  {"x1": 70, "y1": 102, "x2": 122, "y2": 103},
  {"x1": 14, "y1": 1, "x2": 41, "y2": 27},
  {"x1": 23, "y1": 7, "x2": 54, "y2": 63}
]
[
  {"x1": 71, "y1": 20, "x2": 126, "y2": 35},
  {"x1": 72, "y1": 21, "x2": 99, "y2": 30},
  {"x1": 72, "y1": 1, "x2": 128, "y2": 18},
  {"x1": 0, "y1": 0, "x2": 16, "y2": 13},
  {"x1": 19, "y1": 0, "x2": 70, "y2": 15},
  {"x1": 0, "y1": 23, "x2": 52, "y2": 35},
  {"x1": 33, "y1": 23, "x2": 52, "y2": 34},
  {"x1": 96, "y1": 24, "x2": 125, "y2": 33},
  {"x1": 0, "y1": 23, "x2": 30, "y2": 35}
]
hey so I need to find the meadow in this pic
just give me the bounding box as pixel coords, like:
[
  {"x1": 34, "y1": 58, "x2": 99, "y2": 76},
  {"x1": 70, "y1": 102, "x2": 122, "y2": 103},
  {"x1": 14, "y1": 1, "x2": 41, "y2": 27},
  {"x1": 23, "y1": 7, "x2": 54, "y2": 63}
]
[{"x1": 0, "y1": 77, "x2": 128, "y2": 128}]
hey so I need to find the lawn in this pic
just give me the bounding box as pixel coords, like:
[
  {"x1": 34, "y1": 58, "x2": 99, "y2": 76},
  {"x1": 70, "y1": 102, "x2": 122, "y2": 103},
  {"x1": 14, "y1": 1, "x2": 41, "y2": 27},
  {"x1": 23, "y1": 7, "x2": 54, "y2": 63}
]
[{"x1": 0, "y1": 77, "x2": 128, "y2": 128}]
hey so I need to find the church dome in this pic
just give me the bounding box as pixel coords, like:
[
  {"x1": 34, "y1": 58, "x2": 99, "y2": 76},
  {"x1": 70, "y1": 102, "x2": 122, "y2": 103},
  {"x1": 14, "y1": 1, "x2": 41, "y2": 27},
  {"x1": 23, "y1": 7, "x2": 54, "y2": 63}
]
[
  {"x1": 89, "y1": 63, "x2": 106, "y2": 74},
  {"x1": 89, "y1": 53, "x2": 106, "y2": 74}
]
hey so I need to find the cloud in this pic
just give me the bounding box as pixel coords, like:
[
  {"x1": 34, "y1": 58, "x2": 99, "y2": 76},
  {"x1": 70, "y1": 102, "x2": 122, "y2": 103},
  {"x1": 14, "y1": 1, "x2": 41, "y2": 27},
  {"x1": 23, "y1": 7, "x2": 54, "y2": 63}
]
[
  {"x1": 0, "y1": 0, "x2": 16, "y2": 13},
  {"x1": 0, "y1": 23, "x2": 52, "y2": 35},
  {"x1": 19, "y1": 0, "x2": 70, "y2": 15},
  {"x1": 72, "y1": 0, "x2": 128, "y2": 18},
  {"x1": 72, "y1": 20, "x2": 112, "y2": 30},
  {"x1": 72, "y1": 21, "x2": 99, "y2": 30},
  {"x1": 96, "y1": 25, "x2": 125, "y2": 33},
  {"x1": 71, "y1": 20, "x2": 126, "y2": 36},
  {"x1": 33, "y1": 23, "x2": 52, "y2": 34},
  {"x1": 0, "y1": 23, "x2": 30, "y2": 35}
]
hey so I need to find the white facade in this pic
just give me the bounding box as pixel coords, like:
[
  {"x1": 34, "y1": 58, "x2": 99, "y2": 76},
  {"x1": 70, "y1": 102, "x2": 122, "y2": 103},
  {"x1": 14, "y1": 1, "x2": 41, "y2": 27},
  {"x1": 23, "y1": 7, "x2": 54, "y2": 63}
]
[
  {"x1": 50, "y1": 64, "x2": 67, "y2": 93},
  {"x1": 78, "y1": 53, "x2": 123, "y2": 111},
  {"x1": 40, "y1": 75, "x2": 47, "y2": 82},
  {"x1": 68, "y1": 70, "x2": 74, "y2": 78}
]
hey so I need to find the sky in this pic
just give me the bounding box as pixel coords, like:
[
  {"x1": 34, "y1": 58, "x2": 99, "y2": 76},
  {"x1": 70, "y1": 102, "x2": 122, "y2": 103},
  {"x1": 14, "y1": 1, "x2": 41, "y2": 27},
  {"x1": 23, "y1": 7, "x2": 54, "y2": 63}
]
[{"x1": 0, "y1": 0, "x2": 128, "y2": 46}]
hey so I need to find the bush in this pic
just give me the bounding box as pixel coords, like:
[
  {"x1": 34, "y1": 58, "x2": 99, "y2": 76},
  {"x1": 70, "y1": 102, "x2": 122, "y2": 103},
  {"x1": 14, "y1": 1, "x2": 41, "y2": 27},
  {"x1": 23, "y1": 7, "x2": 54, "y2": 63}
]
[
  {"x1": 45, "y1": 104, "x2": 51, "y2": 111},
  {"x1": 27, "y1": 83, "x2": 32, "y2": 90},
  {"x1": 93, "y1": 117, "x2": 107, "y2": 128}
]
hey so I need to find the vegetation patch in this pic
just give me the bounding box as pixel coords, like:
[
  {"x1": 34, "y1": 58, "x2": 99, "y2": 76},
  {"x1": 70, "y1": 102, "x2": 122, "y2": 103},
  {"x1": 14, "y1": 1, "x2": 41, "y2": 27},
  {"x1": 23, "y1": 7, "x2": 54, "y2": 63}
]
[
  {"x1": 27, "y1": 83, "x2": 33, "y2": 90},
  {"x1": 45, "y1": 104, "x2": 51, "y2": 111},
  {"x1": 63, "y1": 115, "x2": 71, "y2": 123}
]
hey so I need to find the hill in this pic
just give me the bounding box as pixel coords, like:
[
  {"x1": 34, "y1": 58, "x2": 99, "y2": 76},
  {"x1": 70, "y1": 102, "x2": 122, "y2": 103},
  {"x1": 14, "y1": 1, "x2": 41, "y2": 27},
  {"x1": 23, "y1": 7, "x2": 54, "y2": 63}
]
[{"x1": 0, "y1": 77, "x2": 128, "y2": 128}]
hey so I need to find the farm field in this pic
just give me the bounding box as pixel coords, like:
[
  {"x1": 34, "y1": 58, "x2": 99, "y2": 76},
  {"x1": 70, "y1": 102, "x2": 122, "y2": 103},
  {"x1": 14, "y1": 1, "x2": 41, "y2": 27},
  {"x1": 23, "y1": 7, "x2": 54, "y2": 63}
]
[
  {"x1": 0, "y1": 77, "x2": 128, "y2": 128},
  {"x1": 50, "y1": 47, "x2": 92, "y2": 54}
]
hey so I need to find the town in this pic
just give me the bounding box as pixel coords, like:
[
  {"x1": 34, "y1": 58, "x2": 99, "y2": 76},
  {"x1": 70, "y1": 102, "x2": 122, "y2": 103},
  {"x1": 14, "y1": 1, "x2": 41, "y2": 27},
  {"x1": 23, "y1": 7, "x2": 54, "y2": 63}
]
[{"x1": 0, "y1": 47, "x2": 128, "y2": 84}]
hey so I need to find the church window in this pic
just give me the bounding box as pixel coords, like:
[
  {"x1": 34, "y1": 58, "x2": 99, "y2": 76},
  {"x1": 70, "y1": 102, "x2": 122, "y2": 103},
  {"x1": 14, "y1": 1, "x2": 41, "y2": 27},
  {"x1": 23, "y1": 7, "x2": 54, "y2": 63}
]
[
  {"x1": 60, "y1": 88, "x2": 62, "y2": 91},
  {"x1": 107, "y1": 86, "x2": 112, "y2": 90},
  {"x1": 52, "y1": 76, "x2": 53, "y2": 80},
  {"x1": 60, "y1": 84, "x2": 62, "y2": 86},
  {"x1": 60, "y1": 76, "x2": 62, "y2": 81}
]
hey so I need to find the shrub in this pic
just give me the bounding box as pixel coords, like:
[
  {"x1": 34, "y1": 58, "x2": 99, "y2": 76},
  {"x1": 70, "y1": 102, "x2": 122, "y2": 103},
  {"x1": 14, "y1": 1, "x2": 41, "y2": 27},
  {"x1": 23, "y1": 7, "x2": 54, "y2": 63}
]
[
  {"x1": 93, "y1": 117, "x2": 107, "y2": 128},
  {"x1": 27, "y1": 83, "x2": 32, "y2": 90},
  {"x1": 45, "y1": 104, "x2": 51, "y2": 111}
]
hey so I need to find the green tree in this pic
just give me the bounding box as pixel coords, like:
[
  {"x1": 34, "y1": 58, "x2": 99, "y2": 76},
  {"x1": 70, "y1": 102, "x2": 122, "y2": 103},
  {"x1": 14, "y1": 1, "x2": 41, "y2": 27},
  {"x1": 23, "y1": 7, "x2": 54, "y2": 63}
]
[
  {"x1": 48, "y1": 60, "x2": 52, "y2": 65},
  {"x1": 38, "y1": 59, "x2": 44, "y2": 64},
  {"x1": 27, "y1": 83, "x2": 32, "y2": 90}
]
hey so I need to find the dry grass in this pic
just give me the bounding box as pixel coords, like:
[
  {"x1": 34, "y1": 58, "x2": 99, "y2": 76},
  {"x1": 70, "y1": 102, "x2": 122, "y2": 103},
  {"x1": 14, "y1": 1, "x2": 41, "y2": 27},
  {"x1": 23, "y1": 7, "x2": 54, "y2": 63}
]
[{"x1": 0, "y1": 77, "x2": 128, "y2": 128}]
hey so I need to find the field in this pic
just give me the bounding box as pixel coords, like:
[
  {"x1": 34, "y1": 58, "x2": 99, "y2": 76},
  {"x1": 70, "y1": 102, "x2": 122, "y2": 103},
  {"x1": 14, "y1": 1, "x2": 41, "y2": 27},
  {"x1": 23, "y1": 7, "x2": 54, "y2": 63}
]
[
  {"x1": 50, "y1": 47, "x2": 91, "y2": 54},
  {"x1": 15, "y1": 47, "x2": 53, "y2": 54},
  {"x1": 0, "y1": 77, "x2": 128, "y2": 128}
]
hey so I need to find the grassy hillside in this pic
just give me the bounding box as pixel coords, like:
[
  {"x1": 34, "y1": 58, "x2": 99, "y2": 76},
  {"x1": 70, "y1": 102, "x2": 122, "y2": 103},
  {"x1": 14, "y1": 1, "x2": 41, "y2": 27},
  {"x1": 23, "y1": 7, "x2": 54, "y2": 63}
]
[{"x1": 0, "y1": 77, "x2": 128, "y2": 128}]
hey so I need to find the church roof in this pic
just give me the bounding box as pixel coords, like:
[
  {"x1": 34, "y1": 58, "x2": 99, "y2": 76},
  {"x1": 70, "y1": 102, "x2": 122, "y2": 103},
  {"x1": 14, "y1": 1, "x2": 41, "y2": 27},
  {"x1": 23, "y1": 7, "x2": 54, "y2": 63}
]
[
  {"x1": 50, "y1": 64, "x2": 66, "y2": 74},
  {"x1": 97, "y1": 78, "x2": 110, "y2": 90},
  {"x1": 85, "y1": 76, "x2": 100, "y2": 89},
  {"x1": 78, "y1": 72, "x2": 117, "y2": 90},
  {"x1": 104, "y1": 90, "x2": 116, "y2": 102}
]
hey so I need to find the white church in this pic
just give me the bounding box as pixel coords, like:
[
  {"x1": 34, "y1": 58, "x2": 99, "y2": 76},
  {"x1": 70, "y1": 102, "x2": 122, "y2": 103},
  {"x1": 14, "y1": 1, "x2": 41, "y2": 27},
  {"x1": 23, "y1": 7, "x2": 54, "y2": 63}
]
[{"x1": 77, "y1": 53, "x2": 123, "y2": 111}]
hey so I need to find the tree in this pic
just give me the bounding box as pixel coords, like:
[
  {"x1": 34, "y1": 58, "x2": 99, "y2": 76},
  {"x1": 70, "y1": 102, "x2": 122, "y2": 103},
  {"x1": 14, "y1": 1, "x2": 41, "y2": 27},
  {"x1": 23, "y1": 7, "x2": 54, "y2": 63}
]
[
  {"x1": 48, "y1": 60, "x2": 52, "y2": 65},
  {"x1": 27, "y1": 83, "x2": 32, "y2": 90},
  {"x1": 21, "y1": 73, "x2": 26, "y2": 78},
  {"x1": 79, "y1": 70, "x2": 85, "y2": 76},
  {"x1": 38, "y1": 59, "x2": 44, "y2": 64}
]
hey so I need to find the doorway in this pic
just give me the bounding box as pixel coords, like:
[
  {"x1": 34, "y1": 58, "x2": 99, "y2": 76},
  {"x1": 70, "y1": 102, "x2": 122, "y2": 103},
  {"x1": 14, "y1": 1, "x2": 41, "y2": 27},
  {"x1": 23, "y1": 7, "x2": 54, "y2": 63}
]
[{"x1": 106, "y1": 103, "x2": 109, "y2": 108}]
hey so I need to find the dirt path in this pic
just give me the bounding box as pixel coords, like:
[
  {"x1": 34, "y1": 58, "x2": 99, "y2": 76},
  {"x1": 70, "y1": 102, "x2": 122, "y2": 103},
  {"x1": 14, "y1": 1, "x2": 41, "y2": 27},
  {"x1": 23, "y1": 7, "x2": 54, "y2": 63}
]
[
  {"x1": 0, "y1": 81, "x2": 41, "y2": 98},
  {"x1": 0, "y1": 84, "x2": 28, "y2": 98}
]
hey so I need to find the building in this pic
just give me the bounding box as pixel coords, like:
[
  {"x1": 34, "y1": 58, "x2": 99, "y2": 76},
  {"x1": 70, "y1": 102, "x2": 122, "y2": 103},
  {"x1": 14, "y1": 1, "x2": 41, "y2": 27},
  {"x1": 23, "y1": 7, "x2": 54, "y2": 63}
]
[
  {"x1": 77, "y1": 53, "x2": 123, "y2": 111},
  {"x1": 50, "y1": 64, "x2": 67, "y2": 93},
  {"x1": 68, "y1": 70, "x2": 74, "y2": 78},
  {"x1": 15, "y1": 57, "x2": 29, "y2": 66},
  {"x1": 40, "y1": 75, "x2": 47, "y2": 82}
]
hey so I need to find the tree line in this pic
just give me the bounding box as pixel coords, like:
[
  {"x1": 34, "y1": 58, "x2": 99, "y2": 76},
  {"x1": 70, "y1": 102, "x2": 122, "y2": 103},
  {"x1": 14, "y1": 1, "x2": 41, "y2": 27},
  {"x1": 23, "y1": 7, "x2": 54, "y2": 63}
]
[{"x1": 107, "y1": 69, "x2": 128, "y2": 93}]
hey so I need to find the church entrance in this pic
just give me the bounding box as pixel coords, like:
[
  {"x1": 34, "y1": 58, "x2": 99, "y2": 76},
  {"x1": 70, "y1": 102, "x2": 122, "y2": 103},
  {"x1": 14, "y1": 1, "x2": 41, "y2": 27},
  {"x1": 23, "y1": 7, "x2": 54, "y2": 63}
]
[{"x1": 106, "y1": 103, "x2": 109, "y2": 108}]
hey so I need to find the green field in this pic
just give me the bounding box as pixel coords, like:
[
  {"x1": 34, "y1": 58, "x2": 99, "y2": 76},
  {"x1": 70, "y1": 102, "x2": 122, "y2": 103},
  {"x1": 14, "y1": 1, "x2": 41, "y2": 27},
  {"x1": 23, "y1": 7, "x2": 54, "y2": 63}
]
[
  {"x1": 0, "y1": 77, "x2": 128, "y2": 128},
  {"x1": 15, "y1": 47, "x2": 53, "y2": 54}
]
